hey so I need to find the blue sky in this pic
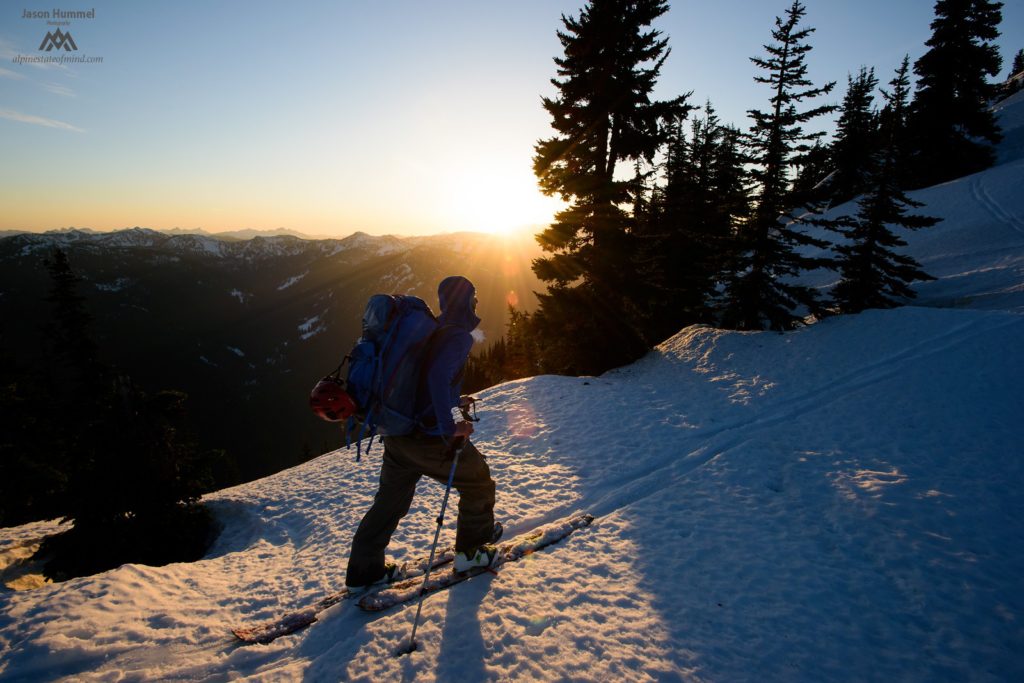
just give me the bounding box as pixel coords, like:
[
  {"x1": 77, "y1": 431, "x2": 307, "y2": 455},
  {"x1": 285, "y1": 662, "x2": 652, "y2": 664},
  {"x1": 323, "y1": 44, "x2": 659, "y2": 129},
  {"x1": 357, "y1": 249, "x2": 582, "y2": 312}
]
[{"x1": 2, "y1": 1, "x2": 1021, "y2": 237}]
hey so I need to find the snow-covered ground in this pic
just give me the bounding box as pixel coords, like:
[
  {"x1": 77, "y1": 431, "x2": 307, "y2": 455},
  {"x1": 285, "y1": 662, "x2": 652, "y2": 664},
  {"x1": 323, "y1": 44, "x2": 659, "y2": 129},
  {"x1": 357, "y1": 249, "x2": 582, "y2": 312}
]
[{"x1": 1, "y1": 94, "x2": 1022, "y2": 681}]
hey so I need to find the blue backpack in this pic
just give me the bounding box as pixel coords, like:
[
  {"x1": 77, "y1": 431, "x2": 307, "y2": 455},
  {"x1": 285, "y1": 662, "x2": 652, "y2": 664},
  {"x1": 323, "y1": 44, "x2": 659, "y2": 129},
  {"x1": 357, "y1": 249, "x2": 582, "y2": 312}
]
[{"x1": 343, "y1": 294, "x2": 438, "y2": 458}]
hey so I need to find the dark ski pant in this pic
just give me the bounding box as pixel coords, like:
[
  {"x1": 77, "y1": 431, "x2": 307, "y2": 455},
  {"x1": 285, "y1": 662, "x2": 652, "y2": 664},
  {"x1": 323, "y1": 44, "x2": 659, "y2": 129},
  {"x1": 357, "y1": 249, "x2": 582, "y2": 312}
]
[{"x1": 345, "y1": 433, "x2": 496, "y2": 587}]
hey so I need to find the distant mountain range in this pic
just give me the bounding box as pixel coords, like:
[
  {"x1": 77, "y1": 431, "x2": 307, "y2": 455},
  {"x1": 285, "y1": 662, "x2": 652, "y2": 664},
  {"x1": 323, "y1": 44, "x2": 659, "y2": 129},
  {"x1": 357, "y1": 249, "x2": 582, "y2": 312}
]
[
  {"x1": 0, "y1": 228, "x2": 545, "y2": 482},
  {"x1": 2, "y1": 226, "x2": 326, "y2": 240}
]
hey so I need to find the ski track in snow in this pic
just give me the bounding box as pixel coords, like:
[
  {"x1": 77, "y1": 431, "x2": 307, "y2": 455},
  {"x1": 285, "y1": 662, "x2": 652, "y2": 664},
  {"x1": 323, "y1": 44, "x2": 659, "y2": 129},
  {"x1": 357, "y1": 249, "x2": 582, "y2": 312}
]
[
  {"x1": 972, "y1": 176, "x2": 1024, "y2": 237},
  {"x1": 498, "y1": 309, "x2": 1019, "y2": 536},
  {"x1": 543, "y1": 313, "x2": 1018, "y2": 544}
]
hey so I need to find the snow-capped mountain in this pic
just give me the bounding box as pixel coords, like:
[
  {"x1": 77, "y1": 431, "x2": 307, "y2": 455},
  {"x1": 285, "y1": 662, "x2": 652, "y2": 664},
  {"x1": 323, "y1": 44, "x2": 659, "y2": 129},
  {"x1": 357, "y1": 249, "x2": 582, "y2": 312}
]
[
  {"x1": 10, "y1": 227, "x2": 408, "y2": 261},
  {"x1": 1, "y1": 93, "x2": 1022, "y2": 683}
]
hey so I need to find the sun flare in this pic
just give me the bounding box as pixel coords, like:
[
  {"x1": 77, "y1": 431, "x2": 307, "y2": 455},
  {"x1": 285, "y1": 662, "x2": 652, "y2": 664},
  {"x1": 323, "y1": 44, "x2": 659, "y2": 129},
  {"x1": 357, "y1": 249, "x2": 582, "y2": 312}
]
[{"x1": 444, "y1": 167, "x2": 563, "y2": 236}]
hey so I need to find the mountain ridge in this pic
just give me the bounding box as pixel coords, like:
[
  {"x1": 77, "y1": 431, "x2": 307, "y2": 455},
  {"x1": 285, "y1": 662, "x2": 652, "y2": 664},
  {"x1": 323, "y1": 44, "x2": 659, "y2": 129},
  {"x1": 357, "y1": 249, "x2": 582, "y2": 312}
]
[{"x1": 0, "y1": 227, "x2": 545, "y2": 483}]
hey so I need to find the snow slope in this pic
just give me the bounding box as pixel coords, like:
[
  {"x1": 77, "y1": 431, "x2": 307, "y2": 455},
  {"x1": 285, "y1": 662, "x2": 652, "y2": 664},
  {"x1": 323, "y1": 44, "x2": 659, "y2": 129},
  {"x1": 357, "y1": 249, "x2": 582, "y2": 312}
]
[
  {"x1": 801, "y1": 88, "x2": 1024, "y2": 314},
  {"x1": 1, "y1": 97, "x2": 1022, "y2": 682}
]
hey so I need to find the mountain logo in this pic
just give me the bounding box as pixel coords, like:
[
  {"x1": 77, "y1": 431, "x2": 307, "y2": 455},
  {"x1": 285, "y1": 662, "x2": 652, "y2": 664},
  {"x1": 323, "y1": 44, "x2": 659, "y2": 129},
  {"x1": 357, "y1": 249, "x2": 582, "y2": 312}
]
[{"x1": 39, "y1": 29, "x2": 78, "y2": 52}]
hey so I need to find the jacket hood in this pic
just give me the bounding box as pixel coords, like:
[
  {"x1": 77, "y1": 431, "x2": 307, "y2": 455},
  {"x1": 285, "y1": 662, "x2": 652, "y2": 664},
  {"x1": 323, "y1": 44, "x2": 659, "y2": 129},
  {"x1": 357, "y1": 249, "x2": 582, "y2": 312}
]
[{"x1": 437, "y1": 275, "x2": 481, "y2": 331}]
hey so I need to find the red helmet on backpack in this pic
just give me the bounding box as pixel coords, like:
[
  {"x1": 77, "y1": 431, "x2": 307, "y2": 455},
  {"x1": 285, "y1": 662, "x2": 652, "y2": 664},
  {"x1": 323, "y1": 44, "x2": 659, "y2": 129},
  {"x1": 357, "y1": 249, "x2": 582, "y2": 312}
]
[{"x1": 309, "y1": 376, "x2": 357, "y2": 422}]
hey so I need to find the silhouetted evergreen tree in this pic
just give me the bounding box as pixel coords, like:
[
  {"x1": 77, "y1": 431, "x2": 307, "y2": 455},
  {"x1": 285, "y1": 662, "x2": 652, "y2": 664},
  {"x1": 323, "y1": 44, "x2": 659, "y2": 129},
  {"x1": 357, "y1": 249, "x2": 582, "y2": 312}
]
[
  {"x1": 830, "y1": 67, "x2": 880, "y2": 206},
  {"x1": 831, "y1": 61, "x2": 941, "y2": 314},
  {"x1": 641, "y1": 102, "x2": 749, "y2": 341},
  {"x1": 1013, "y1": 49, "x2": 1024, "y2": 75},
  {"x1": 463, "y1": 306, "x2": 541, "y2": 391},
  {"x1": 1007, "y1": 49, "x2": 1024, "y2": 73},
  {"x1": 1001, "y1": 48, "x2": 1024, "y2": 98},
  {"x1": 719, "y1": 0, "x2": 836, "y2": 331},
  {"x1": 44, "y1": 376, "x2": 220, "y2": 578},
  {"x1": 15, "y1": 249, "x2": 219, "y2": 579},
  {"x1": 0, "y1": 250, "x2": 117, "y2": 526},
  {"x1": 503, "y1": 305, "x2": 540, "y2": 379},
  {"x1": 908, "y1": 0, "x2": 1004, "y2": 187},
  {"x1": 830, "y1": 174, "x2": 940, "y2": 313},
  {"x1": 877, "y1": 57, "x2": 915, "y2": 188},
  {"x1": 42, "y1": 248, "x2": 106, "y2": 415},
  {"x1": 16, "y1": 249, "x2": 114, "y2": 528},
  {"x1": 532, "y1": 0, "x2": 690, "y2": 374},
  {"x1": 44, "y1": 250, "x2": 95, "y2": 356},
  {"x1": 462, "y1": 350, "x2": 493, "y2": 394},
  {"x1": 43, "y1": 381, "x2": 220, "y2": 580},
  {"x1": 790, "y1": 140, "x2": 833, "y2": 210},
  {"x1": 714, "y1": 125, "x2": 752, "y2": 234}
]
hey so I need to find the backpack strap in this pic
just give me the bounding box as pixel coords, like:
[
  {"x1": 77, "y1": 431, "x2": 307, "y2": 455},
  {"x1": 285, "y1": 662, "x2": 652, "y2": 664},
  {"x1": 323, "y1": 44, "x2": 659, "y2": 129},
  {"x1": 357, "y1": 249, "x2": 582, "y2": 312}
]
[{"x1": 415, "y1": 324, "x2": 463, "y2": 432}]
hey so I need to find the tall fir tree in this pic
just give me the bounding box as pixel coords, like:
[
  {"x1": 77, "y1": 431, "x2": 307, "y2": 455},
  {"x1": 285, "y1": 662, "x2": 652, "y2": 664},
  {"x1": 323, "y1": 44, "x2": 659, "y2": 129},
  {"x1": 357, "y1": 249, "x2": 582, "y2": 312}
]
[
  {"x1": 0, "y1": 250, "x2": 109, "y2": 527},
  {"x1": 877, "y1": 56, "x2": 915, "y2": 188},
  {"x1": 714, "y1": 124, "x2": 752, "y2": 234},
  {"x1": 908, "y1": 0, "x2": 1004, "y2": 187},
  {"x1": 43, "y1": 248, "x2": 104, "y2": 396},
  {"x1": 24, "y1": 249, "x2": 219, "y2": 578},
  {"x1": 641, "y1": 102, "x2": 749, "y2": 341},
  {"x1": 40, "y1": 249, "x2": 108, "y2": 481},
  {"x1": 829, "y1": 67, "x2": 880, "y2": 207},
  {"x1": 719, "y1": 0, "x2": 836, "y2": 331},
  {"x1": 532, "y1": 0, "x2": 689, "y2": 375},
  {"x1": 831, "y1": 61, "x2": 941, "y2": 314}
]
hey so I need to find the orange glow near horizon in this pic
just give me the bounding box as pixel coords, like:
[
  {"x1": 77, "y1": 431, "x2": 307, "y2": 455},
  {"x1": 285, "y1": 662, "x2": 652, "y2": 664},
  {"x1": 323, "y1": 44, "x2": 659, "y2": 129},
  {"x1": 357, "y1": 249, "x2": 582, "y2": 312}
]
[{"x1": 0, "y1": 162, "x2": 563, "y2": 238}]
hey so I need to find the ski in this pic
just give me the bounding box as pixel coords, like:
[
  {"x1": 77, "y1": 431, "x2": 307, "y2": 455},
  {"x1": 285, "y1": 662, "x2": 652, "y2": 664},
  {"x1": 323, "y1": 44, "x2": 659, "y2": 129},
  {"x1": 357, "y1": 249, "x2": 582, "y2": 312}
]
[
  {"x1": 358, "y1": 512, "x2": 595, "y2": 612},
  {"x1": 231, "y1": 547, "x2": 457, "y2": 644}
]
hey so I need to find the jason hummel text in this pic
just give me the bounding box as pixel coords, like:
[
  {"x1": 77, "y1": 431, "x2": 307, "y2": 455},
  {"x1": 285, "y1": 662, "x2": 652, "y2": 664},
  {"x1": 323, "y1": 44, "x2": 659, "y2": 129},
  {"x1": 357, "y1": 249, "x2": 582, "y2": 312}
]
[{"x1": 22, "y1": 8, "x2": 95, "y2": 19}]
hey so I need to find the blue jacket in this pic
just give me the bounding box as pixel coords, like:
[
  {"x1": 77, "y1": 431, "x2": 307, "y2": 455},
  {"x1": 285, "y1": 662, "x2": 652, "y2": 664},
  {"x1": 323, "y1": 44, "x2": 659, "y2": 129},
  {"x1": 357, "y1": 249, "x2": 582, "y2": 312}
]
[{"x1": 418, "y1": 276, "x2": 480, "y2": 438}]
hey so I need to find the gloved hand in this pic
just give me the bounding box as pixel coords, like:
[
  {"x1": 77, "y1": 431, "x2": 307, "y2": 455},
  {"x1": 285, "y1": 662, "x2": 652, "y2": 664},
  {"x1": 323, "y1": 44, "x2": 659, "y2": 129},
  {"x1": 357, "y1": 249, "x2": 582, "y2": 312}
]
[{"x1": 453, "y1": 420, "x2": 475, "y2": 438}]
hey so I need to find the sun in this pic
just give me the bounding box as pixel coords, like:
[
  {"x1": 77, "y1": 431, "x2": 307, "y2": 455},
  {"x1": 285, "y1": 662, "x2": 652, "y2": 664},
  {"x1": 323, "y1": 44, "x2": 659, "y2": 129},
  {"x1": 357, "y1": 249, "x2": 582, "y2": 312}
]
[{"x1": 444, "y1": 167, "x2": 564, "y2": 236}]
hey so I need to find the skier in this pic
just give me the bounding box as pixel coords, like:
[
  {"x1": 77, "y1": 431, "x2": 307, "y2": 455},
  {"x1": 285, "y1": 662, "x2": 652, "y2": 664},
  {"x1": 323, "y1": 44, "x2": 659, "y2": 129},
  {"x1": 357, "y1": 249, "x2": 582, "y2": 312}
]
[{"x1": 345, "y1": 275, "x2": 498, "y2": 593}]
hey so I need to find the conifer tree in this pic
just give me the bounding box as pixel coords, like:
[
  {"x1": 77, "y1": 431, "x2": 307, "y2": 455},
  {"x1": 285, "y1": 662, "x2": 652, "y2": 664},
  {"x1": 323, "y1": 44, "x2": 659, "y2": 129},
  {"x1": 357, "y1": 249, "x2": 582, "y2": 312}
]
[
  {"x1": 642, "y1": 102, "x2": 748, "y2": 340},
  {"x1": 41, "y1": 248, "x2": 108, "y2": 487},
  {"x1": 830, "y1": 67, "x2": 880, "y2": 206},
  {"x1": 29, "y1": 249, "x2": 218, "y2": 578},
  {"x1": 790, "y1": 140, "x2": 833, "y2": 210},
  {"x1": 43, "y1": 248, "x2": 104, "y2": 395},
  {"x1": 503, "y1": 305, "x2": 539, "y2": 379},
  {"x1": 877, "y1": 56, "x2": 914, "y2": 188},
  {"x1": 831, "y1": 61, "x2": 941, "y2": 313},
  {"x1": 719, "y1": 0, "x2": 836, "y2": 331},
  {"x1": 462, "y1": 306, "x2": 540, "y2": 391},
  {"x1": 532, "y1": 0, "x2": 689, "y2": 374},
  {"x1": 0, "y1": 250, "x2": 105, "y2": 527},
  {"x1": 49, "y1": 379, "x2": 218, "y2": 579},
  {"x1": 1002, "y1": 48, "x2": 1024, "y2": 97},
  {"x1": 714, "y1": 125, "x2": 752, "y2": 232},
  {"x1": 908, "y1": 0, "x2": 1004, "y2": 187}
]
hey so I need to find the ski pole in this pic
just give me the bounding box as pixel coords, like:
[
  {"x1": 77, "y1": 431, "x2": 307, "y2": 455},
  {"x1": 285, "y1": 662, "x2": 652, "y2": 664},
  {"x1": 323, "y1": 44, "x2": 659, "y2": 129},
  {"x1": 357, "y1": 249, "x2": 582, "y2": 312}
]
[{"x1": 397, "y1": 436, "x2": 466, "y2": 656}]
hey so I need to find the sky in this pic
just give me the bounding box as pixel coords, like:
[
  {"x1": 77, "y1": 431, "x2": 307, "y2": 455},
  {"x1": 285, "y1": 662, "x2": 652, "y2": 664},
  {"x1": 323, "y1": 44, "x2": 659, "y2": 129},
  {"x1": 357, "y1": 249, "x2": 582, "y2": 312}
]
[{"x1": 1, "y1": 0, "x2": 1021, "y2": 238}]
